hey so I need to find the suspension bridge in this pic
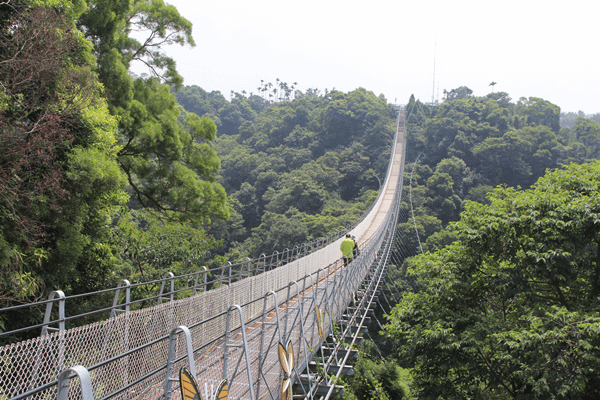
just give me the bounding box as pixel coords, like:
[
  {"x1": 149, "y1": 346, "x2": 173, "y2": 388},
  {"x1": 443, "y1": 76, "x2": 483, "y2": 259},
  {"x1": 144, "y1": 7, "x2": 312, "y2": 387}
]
[{"x1": 1, "y1": 107, "x2": 412, "y2": 400}]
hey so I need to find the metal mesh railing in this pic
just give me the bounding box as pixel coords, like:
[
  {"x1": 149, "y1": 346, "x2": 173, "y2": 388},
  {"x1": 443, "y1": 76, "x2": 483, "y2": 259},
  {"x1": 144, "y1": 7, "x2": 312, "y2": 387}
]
[
  {"x1": 0, "y1": 108, "x2": 407, "y2": 400},
  {"x1": 0, "y1": 110, "x2": 399, "y2": 342}
]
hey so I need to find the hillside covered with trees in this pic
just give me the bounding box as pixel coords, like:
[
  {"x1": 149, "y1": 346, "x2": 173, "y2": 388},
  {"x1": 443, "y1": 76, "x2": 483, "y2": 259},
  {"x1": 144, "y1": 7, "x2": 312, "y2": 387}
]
[
  {"x1": 393, "y1": 90, "x2": 600, "y2": 259},
  {"x1": 2, "y1": 1, "x2": 600, "y2": 398},
  {"x1": 386, "y1": 162, "x2": 600, "y2": 399},
  {"x1": 173, "y1": 85, "x2": 396, "y2": 259},
  {"x1": 375, "y1": 92, "x2": 600, "y2": 399},
  {"x1": 171, "y1": 86, "x2": 600, "y2": 399},
  {"x1": 0, "y1": 0, "x2": 396, "y2": 338}
]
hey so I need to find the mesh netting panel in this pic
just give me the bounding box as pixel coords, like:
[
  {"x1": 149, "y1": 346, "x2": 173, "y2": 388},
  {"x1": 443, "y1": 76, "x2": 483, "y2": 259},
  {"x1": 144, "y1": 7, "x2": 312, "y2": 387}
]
[{"x1": 1, "y1": 111, "x2": 406, "y2": 400}]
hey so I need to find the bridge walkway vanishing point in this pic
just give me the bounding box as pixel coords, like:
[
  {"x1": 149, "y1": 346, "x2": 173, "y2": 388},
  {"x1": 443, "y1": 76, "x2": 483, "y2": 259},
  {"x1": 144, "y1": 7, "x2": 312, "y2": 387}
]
[{"x1": 0, "y1": 109, "x2": 407, "y2": 400}]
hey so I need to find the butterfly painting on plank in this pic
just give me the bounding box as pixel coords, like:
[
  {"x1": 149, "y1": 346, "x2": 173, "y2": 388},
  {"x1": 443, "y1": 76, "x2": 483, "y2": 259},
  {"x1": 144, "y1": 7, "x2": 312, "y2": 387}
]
[
  {"x1": 278, "y1": 339, "x2": 294, "y2": 400},
  {"x1": 179, "y1": 367, "x2": 228, "y2": 400},
  {"x1": 316, "y1": 305, "x2": 327, "y2": 340}
]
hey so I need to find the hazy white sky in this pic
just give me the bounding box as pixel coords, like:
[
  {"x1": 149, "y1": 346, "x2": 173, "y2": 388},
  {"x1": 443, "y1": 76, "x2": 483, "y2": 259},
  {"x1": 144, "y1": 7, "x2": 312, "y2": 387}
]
[{"x1": 156, "y1": 0, "x2": 599, "y2": 113}]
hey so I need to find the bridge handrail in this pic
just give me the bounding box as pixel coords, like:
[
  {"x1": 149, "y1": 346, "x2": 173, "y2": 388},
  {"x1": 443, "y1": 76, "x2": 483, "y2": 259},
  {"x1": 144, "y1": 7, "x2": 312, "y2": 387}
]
[
  {"x1": 0, "y1": 108, "x2": 406, "y2": 400},
  {"x1": 0, "y1": 107, "x2": 405, "y2": 340}
]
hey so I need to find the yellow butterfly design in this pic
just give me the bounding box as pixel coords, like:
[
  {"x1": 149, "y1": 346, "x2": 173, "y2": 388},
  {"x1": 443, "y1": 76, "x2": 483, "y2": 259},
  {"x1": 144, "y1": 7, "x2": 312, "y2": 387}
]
[
  {"x1": 179, "y1": 367, "x2": 228, "y2": 400},
  {"x1": 316, "y1": 306, "x2": 326, "y2": 340},
  {"x1": 278, "y1": 339, "x2": 294, "y2": 400}
]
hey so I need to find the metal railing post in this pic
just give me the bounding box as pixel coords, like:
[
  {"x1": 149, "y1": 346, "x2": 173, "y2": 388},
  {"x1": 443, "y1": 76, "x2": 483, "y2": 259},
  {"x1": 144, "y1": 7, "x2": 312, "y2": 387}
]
[
  {"x1": 293, "y1": 280, "x2": 313, "y2": 398},
  {"x1": 224, "y1": 305, "x2": 255, "y2": 400},
  {"x1": 165, "y1": 326, "x2": 196, "y2": 400},
  {"x1": 256, "y1": 291, "x2": 282, "y2": 399},
  {"x1": 37, "y1": 290, "x2": 66, "y2": 377},
  {"x1": 107, "y1": 279, "x2": 132, "y2": 387},
  {"x1": 41, "y1": 290, "x2": 65, "y2": 336},
  {"x1": 110, "y1": 280, "x2": 131, "y2": 318},
  {"x1": 158, "y1": 272, "x2": 176, "y2": 305},
  {"x1": 193, "y1": 266, "x2": 208, "y2": 295},
  {"x1": 256, "y1": 254, "x2": 265, "y2": 274},
  {"x1": 57, "y1": 366, "x2": 94, "y2": 400}
]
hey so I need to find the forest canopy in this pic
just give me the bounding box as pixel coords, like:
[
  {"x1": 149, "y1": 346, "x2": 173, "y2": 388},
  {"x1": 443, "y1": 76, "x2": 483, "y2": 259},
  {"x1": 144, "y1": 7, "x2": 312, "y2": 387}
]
[
  {"x1": 173, "y1": 85, "x2": 397, "y2": 258},
  {"x1": 386, "y1": 162, "x2": 600, "y2": 399},
  {"x1": 0, "y1": 0, "x2": 397, "y2": 338},
  {"x1": 0, "y1": 0, "x2": 228, "y2": 316},
  {"x1": 2, "y1": 3, "x2": 600, "y2": 398},
  {"x1": 374, "y1": 92, "x2": 600, "y2": 399},
  {"x1": 395, "y1": 90, "x2": 600, "y2": 258}
]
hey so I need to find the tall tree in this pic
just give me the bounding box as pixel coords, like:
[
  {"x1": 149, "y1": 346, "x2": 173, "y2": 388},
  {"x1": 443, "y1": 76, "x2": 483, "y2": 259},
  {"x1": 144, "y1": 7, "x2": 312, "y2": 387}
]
[
  {"x1": 443, "y1": 86, "x2": 473, "y2": 100},
  {"x1": 573, "y1": 116, "x2": 600, "y2": 160},
  {"x1": 387, "y1": 162, "x2": 600, "y2": 399},
  {"x1": 516, "y1": 96, "x2": 561, "y2": 134},
  {"x1": 78, "y1": 0, "x2": 228, "y2": 224},
  {"x1": 0, "y1": 3, "x2": 127, "y2": 305}
]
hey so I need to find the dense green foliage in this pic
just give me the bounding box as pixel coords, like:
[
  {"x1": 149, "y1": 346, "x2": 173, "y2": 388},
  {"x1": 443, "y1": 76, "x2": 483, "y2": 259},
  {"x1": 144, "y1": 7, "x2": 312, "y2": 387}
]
[
  {"x1": 0, "y1": 0, "x2": 225, "y2": 333},
  {"x1": 2, "y1": 3, "x2": 600, "y2": 398},
  {"x1": 387, "y1": 162, "x2": 600, "y2": 399},
  {"x1": 0, "y1": 3, "x2": 128, "y2": 305},
  {"x1": 0, "y1": 0, "x2": 397, "y2": 339},
  {"x1": 378, "y1": 91, "x2": 600, "y2": 399},
  {"x1": 173, "y1": 86, "x2": 397, "y2": 258},
  {"x1": 342, "y1": 356, "x2": 411, "y2": 400},
  {"x1": 396, "y1": 91, "x2": 600, "y2": 259},
  {"x1": 77, "y1": 0, "x2": 228, "y2": 224}
]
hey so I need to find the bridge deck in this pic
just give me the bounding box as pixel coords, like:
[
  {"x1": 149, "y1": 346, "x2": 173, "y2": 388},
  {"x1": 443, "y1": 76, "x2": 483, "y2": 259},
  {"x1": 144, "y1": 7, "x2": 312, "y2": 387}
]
[
  {"x1": 0, "y1": 110, "x2": 406, "y2": 400},
  {"x1": 359, "y1": 139, "x2": 404, "y2": 245}
]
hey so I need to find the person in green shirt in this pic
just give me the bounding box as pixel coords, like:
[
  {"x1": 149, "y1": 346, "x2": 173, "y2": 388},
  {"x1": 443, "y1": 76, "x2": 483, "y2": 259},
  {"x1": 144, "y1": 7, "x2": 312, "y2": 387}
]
[{"x1": 340, "y1": 234, "x2": 356, "y2": 267}]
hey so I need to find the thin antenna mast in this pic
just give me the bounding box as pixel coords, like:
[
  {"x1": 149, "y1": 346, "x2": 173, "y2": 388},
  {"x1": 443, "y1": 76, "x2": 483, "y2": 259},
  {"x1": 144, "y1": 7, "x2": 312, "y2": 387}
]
[{"x1": 432, "y1": 42, "x2": 436, "y2": 105}]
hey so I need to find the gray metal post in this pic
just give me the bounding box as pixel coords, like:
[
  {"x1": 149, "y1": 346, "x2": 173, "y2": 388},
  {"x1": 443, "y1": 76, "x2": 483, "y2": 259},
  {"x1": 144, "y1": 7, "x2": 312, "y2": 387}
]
[
  {"x1": 259, "y1": 254, "x2": 267, "y2": 274},
  {"x1": 283, "y1": 282, "x2": 294, "y2": 341},
  {"x1": 256, "y1": 291, "x2": 282, "y2": 399},
  {"x1": 158, "y1": 272, "x2": 175, "y2": 305},
  {"x1": 109, "y1": 279, "x2": 131, "y2": 387},
  {"x1": 41, "y1": 290, "x2": 65, "y2": 336},
  {"x1": 228, "y1": 262, "x2": 233, "y2": 286},
  {"x1": 165, "y1": 325, "x2": 196, "y2": 400},
  {"x1": 110, "y1": 279, "x2": 131, "y2": 318},
  {"x1": 224, "y1": 305, "x2": 255, "y2": 400},
  {"x1": 284, "y1": 248, "x2": 291, "y2": 265},
  {"x1": 39, "y1": 290, "x2": 66, "y2": 375},
  {"x1": 57, "y1": 366, "x2": 94, "y2": 400},
  {"x1": 193, "y1": 266, "x2": 208, "y2": 295},
  {"x1": 303, "y1": 274, "x2": 318, "y2": 346},
  {"x1": 292, "y1": 280, "x2": 313, "y2": 399}
]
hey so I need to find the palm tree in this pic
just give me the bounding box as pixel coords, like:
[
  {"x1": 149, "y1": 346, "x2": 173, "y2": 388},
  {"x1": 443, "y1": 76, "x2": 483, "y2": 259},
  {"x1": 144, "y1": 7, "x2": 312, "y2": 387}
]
[
  {"x1": 489, "y1": 81, "x2": 497, "y2": 92},
  {"x1": 282, "y1": 82, "x2": 290, "y2": 101},
  {"x1": 290, "y1": 82, "x2": 297, "y2": 100}
]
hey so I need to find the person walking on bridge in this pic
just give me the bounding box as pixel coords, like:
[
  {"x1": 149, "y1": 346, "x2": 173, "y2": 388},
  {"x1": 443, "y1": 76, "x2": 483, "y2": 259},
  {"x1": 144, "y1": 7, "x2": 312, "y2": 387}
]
[{"x1": 341, "y1": 234, "x2": 355, "y2": 267}]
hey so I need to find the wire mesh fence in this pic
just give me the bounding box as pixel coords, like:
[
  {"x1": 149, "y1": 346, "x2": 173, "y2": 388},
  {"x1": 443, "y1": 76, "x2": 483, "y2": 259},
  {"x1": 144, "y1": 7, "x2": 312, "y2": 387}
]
[{"x1": 0, "y1": 109, "x2": 407, "y2": 400}]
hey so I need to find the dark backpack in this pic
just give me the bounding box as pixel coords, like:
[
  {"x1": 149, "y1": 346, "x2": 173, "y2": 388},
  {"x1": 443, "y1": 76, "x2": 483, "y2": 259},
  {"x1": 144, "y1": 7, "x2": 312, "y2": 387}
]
[{"x1": 352, "y1": 239, "x2": 360, "y2": 257}]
